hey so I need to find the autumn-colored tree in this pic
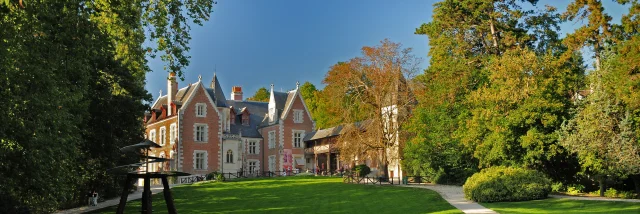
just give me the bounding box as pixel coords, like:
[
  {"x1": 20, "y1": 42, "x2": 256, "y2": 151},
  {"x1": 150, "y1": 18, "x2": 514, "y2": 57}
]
[
  {"x1": 323, "y1": 39, "x2": 420, "y2": 178},
  {"x1": 246, "y1": 87, "x2": 270, "y2": 102}
]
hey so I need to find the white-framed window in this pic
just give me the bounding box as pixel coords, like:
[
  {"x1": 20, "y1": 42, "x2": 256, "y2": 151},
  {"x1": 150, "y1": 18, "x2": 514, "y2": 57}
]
[
  {"x1": 226, "y1": 150, "x2": 233, "y2": 163},
  {"x1": 293, "y1": 109, "x2": 304, "y2": 123},
  {"x1": 293, "y1": 130, "x2": 304, "y2": 148},
  {"x1": 195, "y1": 103, "x2": 207, "y2": 117},
  {"x1": 249, "y1": 141, "x2": 257, "y2": 154},
  {"x1": 194, "y1": 150, "x2": 207, "y2": 170},
  {"x1": 194, "y1": 123, "x2": 208, "y2": 142},
  {"x1": 268, "y1": 156, "x2": 276, "y2": 172},
  {"x1": 149, "y1": 129, "x2": 157, "y2": 144},
  {"x1": 249, "y1": 160, "x2": 258, "y2": 172},
  {"x1": 159, "y1": 126, "x2": 166, "y2": 146},
  {"x1": 169, "y1": 123, "x2": 177, "y2": 145},
  {"x1": 268, "y1": 131, "x2": 276, "y2": 149}
]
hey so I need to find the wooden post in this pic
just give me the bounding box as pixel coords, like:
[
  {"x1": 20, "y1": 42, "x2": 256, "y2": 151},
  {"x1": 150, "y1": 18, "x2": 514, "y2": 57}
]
[
  {"x1": 116, "y1": 174, "x2": 132, "y2": 214},
  {"x1": 314, "y1": 153, "x2": 318, "y2": 175},
  {"x1": 162, "y1": 176, "x2": 177, "y2": 214},
  {"x1": 327, "y1": 153, "x2": 331, "y2": 175},
  {"x1": 143, "y1": 175, "x2": 152, "y2": 214}
]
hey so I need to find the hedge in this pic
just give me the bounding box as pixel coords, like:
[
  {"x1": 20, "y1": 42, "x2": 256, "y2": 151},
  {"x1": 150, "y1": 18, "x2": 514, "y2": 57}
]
[{"x1": 463, "y1": 166, "x2": 551, "y2": 202}]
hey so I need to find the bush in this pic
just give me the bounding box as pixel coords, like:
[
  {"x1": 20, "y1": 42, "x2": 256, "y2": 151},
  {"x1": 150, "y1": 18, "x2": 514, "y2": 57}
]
[
  {"x1": 206, "y1": 172, "x2": 219, "y2": 180},
  {"x1": 567, "y1": 184, "x2": 585, "y2": 195},
  {"x1": 216, "y1": 173, "x2": 225, "y2": 182},
  {"x1": 619, "y1": 191, "x2": 637, "y2": 199},
  {"x1": 605, "y1": 188, "x2": 619, "y2": 198},
  {"x1": 354, "y1": 164, "x2": 371, "y2": 177},
  {"x1": 551, "y1": 182, "x2": 566, "y2": 193},
  {"x1": 463, "y1": 166, "x2": 552, "y2": 202}
]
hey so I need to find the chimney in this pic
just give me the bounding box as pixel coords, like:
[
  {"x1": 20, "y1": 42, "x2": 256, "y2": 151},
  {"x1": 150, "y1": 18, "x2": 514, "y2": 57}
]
[
  {"x1": 231, "y1": 86, "x2": 243, "y2": 101},
  {"x1": 167, "y1": 72, "x2": 178, "y2": 115}
]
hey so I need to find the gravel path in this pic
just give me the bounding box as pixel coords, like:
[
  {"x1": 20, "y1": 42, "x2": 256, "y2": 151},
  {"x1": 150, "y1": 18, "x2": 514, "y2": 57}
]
[
  {"x1": 55, "y1": 186, "x2": 170, "y2": 214},
  {"x1": 402, "y1": 184, "x2": 498, "y2": 214}
]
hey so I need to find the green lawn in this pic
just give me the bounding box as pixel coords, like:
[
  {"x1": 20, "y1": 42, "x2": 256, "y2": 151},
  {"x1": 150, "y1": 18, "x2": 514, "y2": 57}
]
[
  {"x1": 481, "y1": 198, "x2": 640, "y2": 214},
  {"x1": 91, "y1": 176, "x2": 461, "y2": 214}
]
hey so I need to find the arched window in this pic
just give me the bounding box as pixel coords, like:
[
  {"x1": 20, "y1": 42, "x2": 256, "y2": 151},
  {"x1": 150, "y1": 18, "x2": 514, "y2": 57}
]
[{"x1": 226, "y1": 150, "x2": 233, "y2": 163}]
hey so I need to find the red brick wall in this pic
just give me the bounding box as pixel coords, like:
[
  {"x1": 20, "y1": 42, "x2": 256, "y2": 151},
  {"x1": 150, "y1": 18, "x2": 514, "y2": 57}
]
[
  {"x1": 145, "y1": 116, "x2": 177, "y2": 171},
  {"x1": 282, "y1": 93, "x2": 314, "y2": 170},
  {"x1": 260, "y1": 125, "x2": 279, "y2": 171},
  {"x1": 181, "y1": 86, "x2": 221, "y2": 175}
]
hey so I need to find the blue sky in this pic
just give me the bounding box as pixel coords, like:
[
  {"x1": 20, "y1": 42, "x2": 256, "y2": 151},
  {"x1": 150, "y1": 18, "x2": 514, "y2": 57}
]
[{"x1": 145, "y1": 0, "x2": 629, "y2": 103}]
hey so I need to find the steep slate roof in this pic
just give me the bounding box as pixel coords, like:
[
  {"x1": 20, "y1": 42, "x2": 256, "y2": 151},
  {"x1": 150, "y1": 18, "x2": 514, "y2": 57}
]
[
  {"x1": 273, "y1": 91, "x2": 289, "y2": 110},
  {"x1": 151, "y1": 84, "x2": 195, "y2": 110},
  {"x1": 280, "y1": 90, "x2": 297, "y2": 119},
  {"x1": 210, "y1": 74, "x2": 227, "y2": 107},
  {"x1": 226, "y1": 100, "x2": 269, "y2": 138}
]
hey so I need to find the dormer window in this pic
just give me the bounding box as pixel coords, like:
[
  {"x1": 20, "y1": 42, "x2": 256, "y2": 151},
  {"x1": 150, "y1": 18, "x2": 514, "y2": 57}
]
[
  {"x1": 195, "y1": 103, "x2": 206, "y2": 117},
  {"x1": 242, "y1": 117, "x2": 249, "y2": 126}
]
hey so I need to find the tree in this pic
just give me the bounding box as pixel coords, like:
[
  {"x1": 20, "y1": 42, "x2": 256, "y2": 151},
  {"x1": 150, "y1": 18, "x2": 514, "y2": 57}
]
[
  {"x1": 323, "y1": 39, "x2": 420, "y2": 178},
  {"x1": 246, "y1": 87, "x2": 270, "y2": 102},
  {"x1": 557, "y1": 0, "x2": 640, "y2": 196},
  {"x1": 0, "y1": 0, "x2": 214, "y2": 212},
  {"x1": 404, "y1": 0, "x2": 583, "y2": 184}
]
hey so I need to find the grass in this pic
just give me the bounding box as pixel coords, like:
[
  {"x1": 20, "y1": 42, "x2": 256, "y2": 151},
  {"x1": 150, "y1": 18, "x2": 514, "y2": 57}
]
[
  {"x1": 481, "y1": 198, "x2": 640, "y2": 214},
  {"x1": 90, "y1": 176, "x2": 461, "y2": 214}
]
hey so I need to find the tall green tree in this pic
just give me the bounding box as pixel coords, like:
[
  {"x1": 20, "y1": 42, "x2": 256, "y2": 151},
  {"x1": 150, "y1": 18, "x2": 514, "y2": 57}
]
[
  {"x1": 405, "y1": 0, "x2": 583, "y2": 184},
  {"x1": 246, "y1": 87, "x2": 270, "y2": 102},
  {"x1": 0, "y1": 0, "x2": 214, "y2": 212}
]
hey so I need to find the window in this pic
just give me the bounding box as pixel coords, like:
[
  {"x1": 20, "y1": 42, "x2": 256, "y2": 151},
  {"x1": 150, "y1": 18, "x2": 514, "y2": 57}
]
[
  {"x1": 195, "y1": 103, "x2": 206, "y2": 117},
  {"x1": 159, "y1": 127, "x2": 166, "y2": 146},
  {"x1": 149, "y1": 129, "x2": 156, "y2": 144},
  {"x1": 194, "y1": 123, "x2": 208, "y2": 142},
  {"x1": 170, "y1": 123, "x2": 177, "y2": 145},
  {"x1": 268, "y1": 131, "x2": 276, "y2": 149},
  {"x1": 194, "y1": 150, "x2": 207, "y2": 170},
  {"x1": 306, "y1": 158, "x2": 310, "y2": 164},
  {"x1": 293, "y1": 130, "x2": 304, "y2": 148},
  {"x1": 249, "y1": 161, "x2": 257, "y2": 172},
  {"x1": 249, "y1": 141, "x2": 257, "y2": 154},
  {"x1": 268, "y1": 156, "x2": 276, "y2": 172},
  {"x1": 242, "y1": 113, "x2": 249, "y2": 126},
  {"x1": 293, "y1": 109, "x2": 304, "y2": 123},
  {"x1": 226, "y1": 150, "x2": 233, "y2": 163}
]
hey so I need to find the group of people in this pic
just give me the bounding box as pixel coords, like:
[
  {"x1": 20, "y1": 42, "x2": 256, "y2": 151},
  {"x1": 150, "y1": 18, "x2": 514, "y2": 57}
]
[{"x1": 87, "y1": 190, "x2": 99, "y2": 206}]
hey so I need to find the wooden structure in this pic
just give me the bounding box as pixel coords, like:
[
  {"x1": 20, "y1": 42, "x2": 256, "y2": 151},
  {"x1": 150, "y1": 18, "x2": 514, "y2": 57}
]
[{"x1": 109, "y1": 139, "x2": 190, "y2": 214}]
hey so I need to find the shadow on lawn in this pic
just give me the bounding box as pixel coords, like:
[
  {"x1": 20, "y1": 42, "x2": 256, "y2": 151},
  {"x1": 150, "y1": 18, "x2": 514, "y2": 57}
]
[{"x1": 90, "y1": 177, "x2": 461, "y2": 214}]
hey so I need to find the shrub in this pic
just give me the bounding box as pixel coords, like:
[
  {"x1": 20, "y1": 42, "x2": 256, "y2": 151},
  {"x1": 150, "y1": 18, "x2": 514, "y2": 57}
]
[
  {"x1": 206, "y1": 172, "x2": 219, "y2": 180},
  {"x1": 604, "y1": 188, "x2": 619, "y2": 198},
  {"x1": 216, "y1": 173, "x2": 225, "y2": 182},
  {"x1": 619, "y1": 191, "x2": 637, "y2": 199},
  {"x1": 463, "y1": 166, "x2": 552, "y2": 202},
  {"x1": 567, "y1": 184, "x2": 585, "y2": 195},
  {"x1": 354, "y1": 164, "x2": 371, "y2": 177},
  {"x1": 551, "y1": 182, "x2": 566, "y2": 193}
]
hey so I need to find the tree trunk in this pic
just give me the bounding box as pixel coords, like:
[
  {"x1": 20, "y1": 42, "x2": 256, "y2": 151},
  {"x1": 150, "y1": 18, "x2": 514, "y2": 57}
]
[
  {"x1": 599, "y1": 176, "x2": 606, "y2": 197},
  {"x1": 633, "y1": 175, "x2": 640, "y2": 195}
]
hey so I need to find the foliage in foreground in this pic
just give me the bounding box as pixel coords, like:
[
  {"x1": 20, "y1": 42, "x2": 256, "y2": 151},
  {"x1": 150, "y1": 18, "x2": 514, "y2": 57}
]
[{"x1": 463, "y1": 166, "x2": 552, "y2": 202}]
